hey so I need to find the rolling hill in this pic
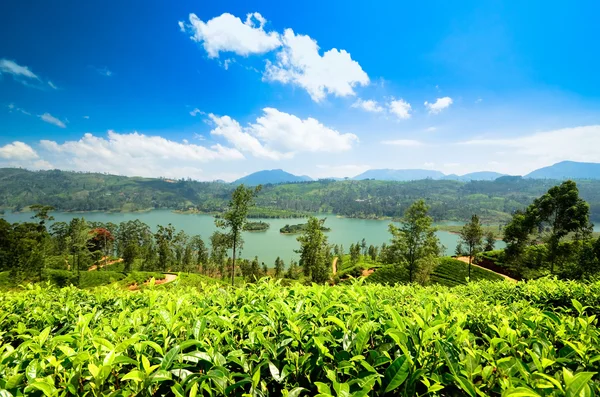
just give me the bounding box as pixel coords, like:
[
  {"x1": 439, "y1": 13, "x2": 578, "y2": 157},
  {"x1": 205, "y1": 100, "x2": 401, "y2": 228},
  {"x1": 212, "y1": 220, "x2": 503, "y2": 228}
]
[
  {"x1": 233, "y1": 169, "x2": 312, "y2": 185},
  {"x1": 525, "y1": 161, "x2": 600, "y2": 180},
  {"x1": 353, "y1": 169, "x2": 445, "y2": 181}
]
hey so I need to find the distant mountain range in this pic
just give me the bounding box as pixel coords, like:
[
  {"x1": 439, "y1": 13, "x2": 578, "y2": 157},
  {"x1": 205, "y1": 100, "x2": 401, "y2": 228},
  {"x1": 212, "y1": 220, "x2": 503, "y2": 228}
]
[
  {"x1": 234, "y1": 161, "x2": 600, "y2": 185},
  {"x1": 233, "y1": 169, "x2": 312, "y2": 185},
  {"x1": 524, "y1": 161, "x2": 600, "y2": 180}
]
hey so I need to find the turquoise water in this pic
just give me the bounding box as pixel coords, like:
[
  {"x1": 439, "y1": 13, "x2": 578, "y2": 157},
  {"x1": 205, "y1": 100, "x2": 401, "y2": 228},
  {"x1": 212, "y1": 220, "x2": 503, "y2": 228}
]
[{"x1": 1, "y1": 211, "x2": 505, "y2": 265}]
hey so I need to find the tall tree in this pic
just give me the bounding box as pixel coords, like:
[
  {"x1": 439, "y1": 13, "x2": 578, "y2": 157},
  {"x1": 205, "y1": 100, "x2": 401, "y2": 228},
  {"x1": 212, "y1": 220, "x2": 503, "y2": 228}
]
[
  {"x1": 191, "y1": 235, "x2": 208, "y2": 273},
  {"x1": 274, "y1": 256, "x2": 284, "y2": 278},
  {"x1": 504, "y1": 180, "x2": 591, "y2": 274},
  {"x1": 154, "y1": 224, "x2": 175, "y2": 272},
  {"x1": 459, "y1": 214, "x2": 484, "y2": 279},
  {"x1": 122, "y1": 243, "x2": 137, "y2": 273},
  {"x1": 388, "y1": 200, "x2": 441, "y2": 284},
  {"x1": 215, "y1": 184, "x2": 261, "y2": 286},
  {"x1": 297, "y1": 217, "x2": 330, "y2": 283},
  {"x1": 530, "y1": 180, "x2": 591, "y2": 273},
  {"x1": 483, "y1": 231, "x2": 496, "y2": 252}
]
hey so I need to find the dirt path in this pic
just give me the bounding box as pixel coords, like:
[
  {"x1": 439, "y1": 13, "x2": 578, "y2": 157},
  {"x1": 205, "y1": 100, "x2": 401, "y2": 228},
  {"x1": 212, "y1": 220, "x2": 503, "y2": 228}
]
[
  {"x1": 455, "y1": 256, "x2": 516, "y2": 282},
  {"x1": 128, "y1": 273, "x2": 178, "y2": 291},
  {"x1": 88, "y1": 257, "x2": 123, "y2": 271},
  {"x1": 332, "y1": 257, "x2": 338, "y2": 275}
]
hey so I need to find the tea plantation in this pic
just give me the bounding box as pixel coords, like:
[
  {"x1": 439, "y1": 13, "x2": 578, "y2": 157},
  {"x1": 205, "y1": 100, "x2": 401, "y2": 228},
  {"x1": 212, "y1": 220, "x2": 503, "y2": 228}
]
[{"x1": 0, "y1": 278, "x2": 598, "y2": 396}]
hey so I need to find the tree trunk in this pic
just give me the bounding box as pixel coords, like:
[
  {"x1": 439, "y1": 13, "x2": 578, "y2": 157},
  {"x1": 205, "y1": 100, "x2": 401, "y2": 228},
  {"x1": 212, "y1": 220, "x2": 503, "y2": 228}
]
[
  {"x1": 468, "y1": 250, "x2": 472, "y2": 280},
  {"x1": 231, "y1": 238, "x2": 236, "y2": 287}
]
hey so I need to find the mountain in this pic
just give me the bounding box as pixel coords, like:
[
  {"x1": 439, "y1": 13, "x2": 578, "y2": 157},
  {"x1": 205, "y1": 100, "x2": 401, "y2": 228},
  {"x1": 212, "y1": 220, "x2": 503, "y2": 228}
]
[
  {"x1": 525, "y1": 161, "x2": 600, "y2": 180},
  {"x1": 233, "y1": 169, "x2": 313, "y2": 185},
  {"x1": 444, "y1": 171, "x2": 507, "y2": 181},
  {"x1": 353, "y1": 169, "x2": 445, "y2": 181}
]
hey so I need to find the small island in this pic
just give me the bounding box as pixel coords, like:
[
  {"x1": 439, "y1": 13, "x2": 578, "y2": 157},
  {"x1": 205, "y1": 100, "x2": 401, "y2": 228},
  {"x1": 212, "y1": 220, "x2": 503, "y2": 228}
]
[
  {"x1": 280, "y1": 223, "x2": 331, "y2": 234},
  {"x1": 244, "y1": 221, "x2": 270, "y2": 232}
]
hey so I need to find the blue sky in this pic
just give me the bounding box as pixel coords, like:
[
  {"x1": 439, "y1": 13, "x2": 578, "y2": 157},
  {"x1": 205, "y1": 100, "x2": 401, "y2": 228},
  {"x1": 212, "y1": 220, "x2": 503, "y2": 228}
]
[{"x1": 1, "y1": 0, "x2": 599, "y2": 180}]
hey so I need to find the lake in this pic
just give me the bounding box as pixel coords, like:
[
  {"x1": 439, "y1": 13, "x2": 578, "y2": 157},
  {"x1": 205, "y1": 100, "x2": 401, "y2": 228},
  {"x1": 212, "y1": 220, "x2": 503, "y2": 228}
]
[{"x1": 1, "y1": 210, "x2": 505, "y2": 265}]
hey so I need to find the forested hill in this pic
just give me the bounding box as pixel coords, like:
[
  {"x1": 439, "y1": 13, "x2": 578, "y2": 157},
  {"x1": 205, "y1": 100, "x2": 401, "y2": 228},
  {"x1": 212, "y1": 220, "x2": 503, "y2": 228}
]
[{"x1": 2, "y1": 168, "x2": 600, "y2": 222}]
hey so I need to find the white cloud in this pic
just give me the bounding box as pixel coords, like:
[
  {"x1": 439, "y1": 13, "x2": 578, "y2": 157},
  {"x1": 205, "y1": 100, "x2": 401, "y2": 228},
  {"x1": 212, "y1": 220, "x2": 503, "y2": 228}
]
[
  {"x1": 189, "y1": 108, "x2": 204, "y2": 116},
  {"x1": 7, "y1": 103, "x2": 32, "y2": 116},
  {"x1": 38, "y1": 131, "x2": 244, "y2": 180},
  {"x1": 83, "y1": 115, "x2": 90, "y2": 119},
  {"x1": 0, "y1": 59, "x2": 39, "y2": 80},
  {"x1": 423, "y1": 162, "x2": 435, "y2": 168},
  {"x1": 388, "y1": 99, "x2": 412, "y2": 120},
  {"x1": 93, "y1": 67, "x2": 112, "y2": 77},
  {"x1": 183, "y1": 12, "x2": 281, "y2": 58},
  {"x1": 264, "y1": 28, "x2": 369, "y2": 102},
  {"x1": 444, "y1": 162, "x2": 460, "y2": 167},
  {"x1": 425, "y1": 126, "x2": 437, "y2": 132},
  {"x1": 208, "y1": 114, "x2": 285, "y2": 160},
  {"x1": 0, "y1": 141, "x2": 39, "y2": 160},
  {"x1": 424, "y1": 96, "x2": 453, "y2": 114},
  {"x1": 48, "y1": 81, "x2": 58, "y2": 89},
  {"x1": 459, "y1": 125, "x2": 600, "y2": 171},
  {"x1": 39, "y1": 113, "x2": 66, "y2": 128},
  {"x1": 475, "y1": 98, "x2": 483, "y2": 103},
  {"x1": 352, "y1": 99, "x2": 384, "y2": 113},
  {"x1": 181, "y1": 12, "x2": 369, "y2": 102},
  {"x1": 381, "y1": 139, "x2": 423, "y2": 146},
  {"x1": 209, "y1": 108, "x2": 358, "y2": 159}
]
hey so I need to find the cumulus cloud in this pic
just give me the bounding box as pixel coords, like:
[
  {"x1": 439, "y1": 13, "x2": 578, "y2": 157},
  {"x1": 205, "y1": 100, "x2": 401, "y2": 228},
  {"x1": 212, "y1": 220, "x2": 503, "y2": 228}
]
[
  {"x1": 264, "y1": 29, "x2": 369, "y2": 102},
  {"x1": 181, "y1": 12, "x2": 369, "y2": 102},
  {"x1": 352, "y1": 99, "x2": 384, "y2": 113},
  {"x1": 209, "y1": 108, "x2": 358, "y2": 159},
  {"x1": 381, "y1": 139, "x2": 423, "y2": 146},
  {"x1": 424, "y1": 97, "x2": 453, "y2": 114},
  {"x1": 388, "y1": 99, "x2": 412, "y2": 120},
  {"x1": 0, "y1": 59, "x2": 39, "y2": 80},
  {"x1": 182, "y1": 12, "x2": 281, "y2": 58},
  {"x1": 39, "y1": 113, "x2": 66, "y2": 128},
  {"x1": 38, "y1": 131, "x2": 244, "y2": 180},
  {"x1": 0, "y1": 141, "x2": 39, "y2": 160}
]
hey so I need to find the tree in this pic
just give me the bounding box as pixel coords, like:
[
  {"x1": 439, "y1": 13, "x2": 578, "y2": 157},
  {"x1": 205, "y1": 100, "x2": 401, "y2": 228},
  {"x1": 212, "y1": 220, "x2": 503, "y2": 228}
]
[
  {"x1": 210, "y1": 231, "x2": 230, "y2": 277},
  {"x1": 484, "y1": 231, "x2": 496, "y2": 252},
  {"x1": 154, "y1": 224, "x2": 175, "y2": 271},
  {"x1": 215, "y1": 184, "x2": 261, "y2": 286},
  {"x1": 261, "y1": 262, "x2": 268, "y2": 277},
  {"x1": 455, "y1": 242, "x2": 464, "y2": 257},
  {"x1": 530, "y1": 180, "x2": 590, "y2": 273},
  {"x1": 459, "y1": 215, "x2": 484, "y2": 279},
  {"x1": 361, "y1": 238, "x2": 367, "y2": 256},
  {"x1": 123, "y1": 243, "x2": 137, "y2": 273},
  {"x1": 286, "y1": 260, "x2": 300, "y2": 280},
  {"x1": 388, "y1": 200, "x2": 441, "y2": 284},
  {"x1": 274, "y1": 256, "x2": 284, "y2": 278},
  {"x1": 297, "y1": 217, "x2": 330, "y2": 283},
  {"x1": 503, "y1": 180, "x2": 591, "y2": 274},
  {"x1": 30, "y1": 205, "x2": 54, "y2": 279},
  {"x1": 249, "y1": 256, "x2": 261, "y2": 282},
  {"x1": 368, "y1": 245, "x2": 378, "y2": 262},
  {"x1": 350, "y1": 243, "x2": 361, "y2": 264},
  {"x1": 191, "y1": 235, "x2": 208, "y2": 273}
]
